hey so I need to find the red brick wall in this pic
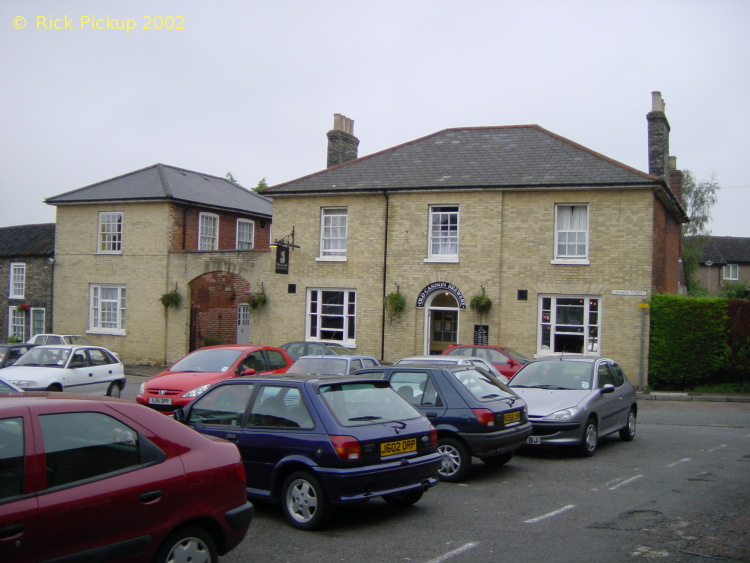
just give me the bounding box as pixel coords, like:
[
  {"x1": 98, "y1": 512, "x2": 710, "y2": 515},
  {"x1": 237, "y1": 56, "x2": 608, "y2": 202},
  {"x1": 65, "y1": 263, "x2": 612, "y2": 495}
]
[
  {"x1": 189, "y1": 271, "x2": 252, "y2": 348},
  {"x1": 652, "y1": 194, "x2": 682, "y2": 294},
  {"x1": 170, "y1": 204, "x2": 271, "y2": 252}
]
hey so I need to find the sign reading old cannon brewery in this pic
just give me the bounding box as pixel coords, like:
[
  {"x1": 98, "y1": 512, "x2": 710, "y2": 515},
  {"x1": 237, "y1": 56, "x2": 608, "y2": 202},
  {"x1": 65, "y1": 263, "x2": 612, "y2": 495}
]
[{"x1": 416, "y1": 281, "x2": 467, "y2": 308}]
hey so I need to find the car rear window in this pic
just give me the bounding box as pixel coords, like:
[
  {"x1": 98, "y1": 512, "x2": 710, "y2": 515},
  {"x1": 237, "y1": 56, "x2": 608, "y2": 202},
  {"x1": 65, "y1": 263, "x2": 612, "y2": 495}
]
[
  {"x1": 319, "y1": 382, "x2": 422, "y2": 426},
  {"x1": 451, "y1": 368, "x2": 517, "y2": 401},
  {"x1": 288, "y1": 357, "x2": 348, "y2": 375}
]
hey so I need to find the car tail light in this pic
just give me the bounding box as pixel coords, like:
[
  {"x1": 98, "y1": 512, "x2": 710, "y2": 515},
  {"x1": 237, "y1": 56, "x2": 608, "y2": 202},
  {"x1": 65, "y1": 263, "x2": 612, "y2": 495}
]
[
  {"x1": 330, "y1": 435, "x2": 362, "y2": 460},
  {"x1": 472, "y1": 408, "x2": 496, "y2": 428},
  {"x1": 429, "y1": 427, "x2": 438, "y2": 447},
  {"x1": 233, "y1": 462, "x2": 247, "y2": 484}
]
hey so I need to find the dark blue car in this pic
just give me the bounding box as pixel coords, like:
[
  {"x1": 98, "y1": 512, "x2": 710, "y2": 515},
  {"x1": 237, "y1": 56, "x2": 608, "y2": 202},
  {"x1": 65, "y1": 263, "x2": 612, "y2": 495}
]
[
  {"x1": 353, "y1": 364, "x2": 532, "y2": 482},
  {"x1": 175, "y1": 375, "x2": 440, "y2": 530}
]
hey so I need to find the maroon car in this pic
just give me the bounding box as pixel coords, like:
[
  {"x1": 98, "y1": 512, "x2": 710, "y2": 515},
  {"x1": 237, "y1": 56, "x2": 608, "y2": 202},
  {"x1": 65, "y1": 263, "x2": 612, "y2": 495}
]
[
  {"x1": 137, "y1": 344, "x2": 294, "y2": 414},
  {"x1": 442, "y1": 344, "x2": 531, "y2": 379},
  {"x1": 0, "y1": 393, "x2": 252, "y2": 563}
]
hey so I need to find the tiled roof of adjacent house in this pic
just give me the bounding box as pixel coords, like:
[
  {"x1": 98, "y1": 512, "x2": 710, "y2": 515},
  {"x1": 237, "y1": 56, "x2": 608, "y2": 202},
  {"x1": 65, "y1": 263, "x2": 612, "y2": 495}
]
[
  {"x1": 0, "y1": 223, "x2": 55, "y2": 257},
  {"x1": 45, "y1": 164, "x2": 272, "y2": 217},
  {"x1": 267, "y1": 125, "x2": 661, "y2": 195},
  {"x1": 701, "y1": 236, "x2": 750, "y2": 265}
]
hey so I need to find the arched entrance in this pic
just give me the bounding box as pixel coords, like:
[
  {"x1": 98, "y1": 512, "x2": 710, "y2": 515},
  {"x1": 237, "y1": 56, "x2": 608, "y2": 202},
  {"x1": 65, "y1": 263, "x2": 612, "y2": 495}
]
[
  {"x1": 424, "y1": 291, "x2": 460, "y2": 355},
  {"x1": 188, "y1": 271, "x2": 252, "y2": 351}
]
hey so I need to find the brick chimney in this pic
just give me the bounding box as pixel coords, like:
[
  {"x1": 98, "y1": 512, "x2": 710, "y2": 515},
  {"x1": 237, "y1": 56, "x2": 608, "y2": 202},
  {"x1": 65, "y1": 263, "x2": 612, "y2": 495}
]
[
  {"x1": 327, "y1": 114, "x2": 359, "y2": 168},
  {"x1": 647, "y1": 91, "x2": 671, "y2": 179},
  {"x1": 668, "y1": 156, "x2": 683, "y2": 203}
]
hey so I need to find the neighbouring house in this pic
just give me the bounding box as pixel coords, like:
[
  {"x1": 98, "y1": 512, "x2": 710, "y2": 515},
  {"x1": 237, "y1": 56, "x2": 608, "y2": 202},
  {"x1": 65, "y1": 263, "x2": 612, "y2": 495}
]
[
  {"x1": 698, "y1": 236, "x2": 750, "y2": 294},
  {"x1": 257, "y1": 94, "x2": 688, "y2": 388},
  {"x1": 45, "y1": 164, "x2": 273, "y2": 365},
  {"x1": 0, "y1": 223, "x2": 55, "y2": 342}
]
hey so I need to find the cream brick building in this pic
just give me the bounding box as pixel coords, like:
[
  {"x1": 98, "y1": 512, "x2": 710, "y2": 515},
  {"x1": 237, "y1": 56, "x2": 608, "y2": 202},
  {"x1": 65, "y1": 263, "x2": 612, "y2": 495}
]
[
  {"x1": 46, "y1": 164, "x2": 273, "y2": 366},
  {"x1": 258, "y1": 95, "x2": 687, "y2": 388}
]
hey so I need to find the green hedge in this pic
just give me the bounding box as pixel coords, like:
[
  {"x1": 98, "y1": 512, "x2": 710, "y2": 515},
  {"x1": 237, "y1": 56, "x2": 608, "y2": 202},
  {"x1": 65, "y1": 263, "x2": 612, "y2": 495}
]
[{"x1": 648, "y1": 294, "x2": 729, "y2": 389}]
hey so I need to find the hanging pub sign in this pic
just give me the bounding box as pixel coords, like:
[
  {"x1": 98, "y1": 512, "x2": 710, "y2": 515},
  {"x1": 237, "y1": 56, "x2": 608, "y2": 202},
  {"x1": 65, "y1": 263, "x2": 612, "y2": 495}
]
[
  {"x1": 275, "y1": 245, "x2": 290, "y2": 275},
  {"x1": 473, "y1": 325, "x2": 489, "y2": 345}
]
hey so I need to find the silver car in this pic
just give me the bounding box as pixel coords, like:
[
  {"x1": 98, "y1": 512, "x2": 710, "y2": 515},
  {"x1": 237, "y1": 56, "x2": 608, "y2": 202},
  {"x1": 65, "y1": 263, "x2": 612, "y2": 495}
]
[
  {"x1": 509, "y1": 357, "x2": 637, "y2": 456},
  {"x1": 395, "y1": 355, "x2": 509, "y2": 384}
]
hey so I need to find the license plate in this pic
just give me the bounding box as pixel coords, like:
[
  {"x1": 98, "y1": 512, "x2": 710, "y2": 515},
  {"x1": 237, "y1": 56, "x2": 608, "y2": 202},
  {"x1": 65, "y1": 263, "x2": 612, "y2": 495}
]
[
  {"x1": 381, "y1": 438, "x2": 417, "y2": 457},
  {"x1": 527, "y1": 436, "x2": 541, "y2": 445},
  {"x1": 149, "y1": 397, "x2": 172, "y2": 405},
  {"x1": 503, "y1": 411, "x2": 521, "y2": 425}
]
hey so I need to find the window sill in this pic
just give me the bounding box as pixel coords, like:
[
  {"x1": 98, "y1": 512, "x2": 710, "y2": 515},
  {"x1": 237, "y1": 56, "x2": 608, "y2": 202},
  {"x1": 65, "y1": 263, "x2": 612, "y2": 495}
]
[
  {"x1": 316, "y1": 256, "x2": 347, "y2": 262},
  {"x1": 550, "y1": 259, "x2": 590, "y2": 266},
  {"x1": 95, "y1": 252, "x2": 123, "y2": 255},
  {"x1": 424, "y1": 257, "x2": 459, "y2": 264},
  {"x1": 86, "y1": 329, "x2": 126, "y2": 337}
]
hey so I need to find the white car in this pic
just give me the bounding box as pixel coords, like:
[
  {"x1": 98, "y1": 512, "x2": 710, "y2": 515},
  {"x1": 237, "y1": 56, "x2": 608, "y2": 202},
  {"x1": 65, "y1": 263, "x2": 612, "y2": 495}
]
[
  {"x1": 3, "y1": 345, "x2": 126, "y2": 396},
  {"x1": 27, "y1": 334, "x2": 93, "y2": 346},
  {"x1": 395, "y1": 355, "x2": 510, "y2": 384}
]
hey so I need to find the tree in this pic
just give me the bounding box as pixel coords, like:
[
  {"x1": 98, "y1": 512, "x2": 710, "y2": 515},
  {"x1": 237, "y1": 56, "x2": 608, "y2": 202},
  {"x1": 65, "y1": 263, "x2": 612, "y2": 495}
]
[
  {"x1": 253, "y1": 178, "x2": 269, "y2": 193},
  {"x1": 680, "y1": 170, "x2": 720, "y2": 293},
  {"x1": 226, "y1": 172, "x2": 241, "y2": 186}
]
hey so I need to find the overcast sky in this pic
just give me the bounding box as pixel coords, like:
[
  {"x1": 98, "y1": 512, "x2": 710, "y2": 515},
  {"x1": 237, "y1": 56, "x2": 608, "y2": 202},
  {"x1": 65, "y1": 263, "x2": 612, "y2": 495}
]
[{"x1": 2, "y1": 0, "x2": 748, "y2": 236}]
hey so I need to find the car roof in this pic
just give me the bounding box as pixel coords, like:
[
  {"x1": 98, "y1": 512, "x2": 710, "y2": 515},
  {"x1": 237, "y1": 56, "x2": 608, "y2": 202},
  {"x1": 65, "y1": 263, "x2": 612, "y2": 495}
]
[
  {"x1": 530, "y1": 356, "x2": 601, "y2": 364},
  {"x1": 209, "y1": 374, "x2": 391, "y2": 388},
  {"x1": 0, "y1": 392, "x2": 130, "y2": 408},
  {"x1": 193, "y1": 344, "x2": 277, "y2": 351},
  {"x1": 396, "y1": 356, "x2": 473, "y2": 363},
  {"x1": 295, "y1": 354, "x2": 377, "y2": 360}
]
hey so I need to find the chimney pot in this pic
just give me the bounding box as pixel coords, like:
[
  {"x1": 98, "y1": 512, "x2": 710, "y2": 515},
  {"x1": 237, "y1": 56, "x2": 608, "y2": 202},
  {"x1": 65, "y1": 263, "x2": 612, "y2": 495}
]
[{"x1": 651, "y1": 91, "x2": 665, "y2": 112}]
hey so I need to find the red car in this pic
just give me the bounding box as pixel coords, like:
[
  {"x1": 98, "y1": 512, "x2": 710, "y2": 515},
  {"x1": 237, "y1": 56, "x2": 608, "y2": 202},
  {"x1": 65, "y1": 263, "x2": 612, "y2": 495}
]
[
  {"x1": 442, "y1": 344, "x2": 531, "y2": 379},
  {"x1": 137, "y1": 344, "x2": 293, "y2": 414},
  {"x1": 0, "y1": 393, "x2": 252, "y2": 563}
]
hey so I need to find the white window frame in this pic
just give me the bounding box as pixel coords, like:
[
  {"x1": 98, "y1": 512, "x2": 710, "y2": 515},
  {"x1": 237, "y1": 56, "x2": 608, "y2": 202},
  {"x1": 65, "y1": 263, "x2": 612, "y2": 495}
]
[
  {"x1": 198, "y1": 213, "x2": 219, "y2": 251},
  {"x1": 98, "y1": 211, "x2": 123, "y2": 254},
  {"x1": 553, "y1": 204, "x2": 589, "y2": 264},
  {"x1": 426, "y1": 205, "x2": 459, "y2": 263},
  {"x1": 89, "y1": 284, "x2": 126, "y2": 335},
  {"x1": 30, "y1": 307, "x2": 45, "y2": 338},
  {"x1": 8, "y1": 307, "x2": 25, "y2": 341},
  {"x1": 723, "y1": 264, "x2": 739, "y2": 281},
  {"x1": 306, "y1": 288, "x2": 356, "y2": 347},
  {"x1": 236, "y1": 219, "x2": 255, "y2": 250},
  {"x1": 318, "y1": 207, "x2": 348, "y2": 261},
  {"x1": 538, "y1": 295, "x2": 600, "y2": 357},
  {"x1": 9, "y1": 262, "x2": 25, "y2": 299}
]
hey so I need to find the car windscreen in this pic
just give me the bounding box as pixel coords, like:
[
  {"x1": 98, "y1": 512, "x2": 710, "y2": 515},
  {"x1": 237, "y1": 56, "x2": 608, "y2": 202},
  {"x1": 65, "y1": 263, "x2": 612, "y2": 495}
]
[
  {"x1": 170, "y1": 348, "x2": 244, "y2": 373},
  {"x1": 451, "y1": 368, "x2": 518, "y2": 401},
  {"x1": 319, "y1": 382, "x2": 422, "y2": 426},
  {"x1": 504, "y1": 347, "x2": 531, "y2": 363},
  {"x1": 509, "y1": 361, "x2": 593, "y2": 390},
  {"x1": 13, "y1": 347, "x2": 71, "y2": 368},
  {"x1": 288, "y1": 357, "x2": 348, "y2": 375}
]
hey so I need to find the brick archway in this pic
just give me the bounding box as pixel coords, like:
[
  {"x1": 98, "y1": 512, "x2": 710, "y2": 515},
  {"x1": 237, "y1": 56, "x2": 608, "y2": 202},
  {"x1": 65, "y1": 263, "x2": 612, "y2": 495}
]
[{"x1": 188, "y1": 271, "x2": 251, "y2": 350}]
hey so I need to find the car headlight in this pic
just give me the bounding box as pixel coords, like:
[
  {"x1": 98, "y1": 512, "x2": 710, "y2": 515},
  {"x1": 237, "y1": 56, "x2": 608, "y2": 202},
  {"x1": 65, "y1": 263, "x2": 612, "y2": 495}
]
[
  {"x1": 139, "y1": 382, "x2": 145, "y2": 394},
  {"x1": 543, "y1": 407, "x2": 580, "y2": 421},
  {"x1": 182, "y1": 384, "x2": 211, "y2": 398}
]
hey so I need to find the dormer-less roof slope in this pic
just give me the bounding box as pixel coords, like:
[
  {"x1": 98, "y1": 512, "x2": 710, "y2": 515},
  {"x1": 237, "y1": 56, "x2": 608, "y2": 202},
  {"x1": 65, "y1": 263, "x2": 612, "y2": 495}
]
[
  {"x1": 701, "y1": 236, "x2": 750, "y2": 265},
  {"x1": 45, "y1": 164, "x2": 272, "y2": 218},
  {"x1": 0, "y1": 223, "x2": 55, "y2": 257},
  {"x1": 268, "y1": 125, "x2": 665, "y2": 195}
]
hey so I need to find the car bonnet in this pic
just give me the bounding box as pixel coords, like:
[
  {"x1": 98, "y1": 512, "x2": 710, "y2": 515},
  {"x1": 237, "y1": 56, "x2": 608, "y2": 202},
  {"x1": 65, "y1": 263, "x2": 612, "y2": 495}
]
[{"x1": 510, "y1": 387, "x2": 592, "y2": 417}]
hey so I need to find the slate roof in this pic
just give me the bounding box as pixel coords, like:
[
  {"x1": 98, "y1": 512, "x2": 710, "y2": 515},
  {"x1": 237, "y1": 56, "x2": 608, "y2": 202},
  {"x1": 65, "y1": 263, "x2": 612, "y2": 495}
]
[
  {"x1": 0, "y1": 223, "x2": 55, "y2": 257},
  {"x1": 268, "y1": 125, "x2": 662, "y2": 195},
  {"x1": 45, "y1": 164, "x2": 272, "y2": 218},
  {"x1": 701, "y1": 236, "x2": 750, "y2": 265}
]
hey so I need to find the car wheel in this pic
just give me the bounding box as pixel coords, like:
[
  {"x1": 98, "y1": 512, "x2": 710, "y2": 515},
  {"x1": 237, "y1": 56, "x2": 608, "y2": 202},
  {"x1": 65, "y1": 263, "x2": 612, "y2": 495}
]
[
  {"x1": 481, "y1": 452, "x2": 513, "y2": 467},
  {"x1": 619, "y1": 408, "x2": 637, "y2": 441},
  {"x1": 46, "y1": 384, "x2": 62, "y2": 392},
  {"x1": 437, "y1": 437, "x2": 471, "y2": 482},
  {"x1": 577, "y1": 418, "x2": 598, "y2": 457},
  {"x1": 106, "y1": 382, "x2": 121, "y2": 398},
  {"x1": 382, "y1": 488, "x2": 424, "y2": 507},
  {"x1": 154, "y1": 525, "x2": 217, "y2": 563},
  {"x1": 282, "y1": 471, "x2": 331, "y2": 530}
]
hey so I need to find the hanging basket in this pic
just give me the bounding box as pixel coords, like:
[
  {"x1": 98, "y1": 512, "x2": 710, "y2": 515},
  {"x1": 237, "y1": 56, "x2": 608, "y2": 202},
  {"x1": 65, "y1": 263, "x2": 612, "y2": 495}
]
[
  {"x1": 384, "y1": 292, "x2": 406, "y2": 315},
  {"x1": 470, "y1": 293, "x2": 492, "y2": 315},
  {"x1": 160, "y1": 291, "x2": 182, "y2": 309},
  {"x1": 247, "y1": 291, "x2": 267, "y2": 310}
]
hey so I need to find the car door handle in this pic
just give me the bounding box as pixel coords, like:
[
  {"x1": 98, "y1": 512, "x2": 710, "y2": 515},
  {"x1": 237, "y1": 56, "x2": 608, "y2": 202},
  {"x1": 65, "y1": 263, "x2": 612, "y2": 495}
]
[
  {"x1": 0, "y1": 524, "x2": 25, "y2": 539},
  {"x1": 426, "y1": 412, "x2": 438, "y2": 417},
  {"x1": 224, "y1": 434, "x2": 239, "y2": 442},
  {"x1": 140, "y1": 490, "x2": 162, "y2": 503}
]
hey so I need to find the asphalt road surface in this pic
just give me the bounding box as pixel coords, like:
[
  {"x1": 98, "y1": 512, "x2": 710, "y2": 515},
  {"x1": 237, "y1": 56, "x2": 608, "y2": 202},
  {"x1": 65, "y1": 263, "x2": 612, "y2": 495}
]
[{"x1": 123, "y1": 378, "x2": 750, "y2": 563}]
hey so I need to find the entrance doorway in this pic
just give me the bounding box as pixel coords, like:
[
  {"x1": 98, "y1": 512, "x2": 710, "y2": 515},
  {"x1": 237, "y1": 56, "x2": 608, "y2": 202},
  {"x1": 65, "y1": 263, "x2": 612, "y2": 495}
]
[
  {"x1": 236, "y1": 303, "x2": 250, "y2": 344},
  {"x1": 425, "y1": 292, "x2": 459, "y2": 355}
]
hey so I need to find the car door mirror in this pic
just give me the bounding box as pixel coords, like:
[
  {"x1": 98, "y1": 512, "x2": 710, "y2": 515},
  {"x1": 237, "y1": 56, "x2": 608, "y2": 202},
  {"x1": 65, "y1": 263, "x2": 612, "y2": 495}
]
[
  {"x1": 601, "y1": 383, "x2": 615, "y2": 394},
  {"x1": 240, "y1": 368, "x2": 256, "y2": 376},
  {"x1": 70, "y1": 357, "x2": 85, "y2": 368},
  {"x1": 172, "y1": 408, "x2": 186, "y2": 423}
]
